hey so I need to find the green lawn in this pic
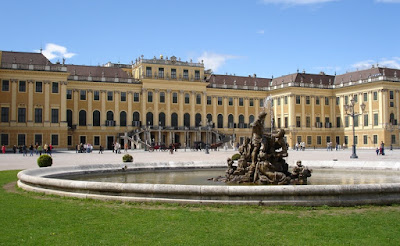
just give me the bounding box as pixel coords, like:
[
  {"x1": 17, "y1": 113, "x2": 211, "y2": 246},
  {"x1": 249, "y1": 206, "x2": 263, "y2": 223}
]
[{"x1": 1, "y1": 170, "x2": 399, "y2": 245}]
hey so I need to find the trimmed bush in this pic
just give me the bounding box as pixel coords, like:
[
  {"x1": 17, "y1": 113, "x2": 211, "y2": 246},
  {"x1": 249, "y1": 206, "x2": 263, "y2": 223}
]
[
  {"x1": 37, "y1": 155, "x2": 53, "y2": 167},
  {"x1": 122, "y1": 154, "x2": 133, "y2": 162},
  {"x1": 231, "y1": 153, "x2": 241, "y2": 161}
]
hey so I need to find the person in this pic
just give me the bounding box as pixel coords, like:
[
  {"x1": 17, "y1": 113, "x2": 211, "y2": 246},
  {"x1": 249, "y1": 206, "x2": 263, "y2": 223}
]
[
  {"x1": 376, "y1": 147, "x2": 379, "y2": 156},
  {"x1": 75, "y1": 144, "x2": 79, "y2": 153},
  {"x1": 380, "y1": 141, "x2": 385, "y2": 155},
  {"x1": 29, "y1": 144, "x2": 34, "y2": 156},
  {"x1": 124, "y1": 143, "x2": 128, "y2": 153},
  {"x1": 13, "y1": 145, "x2": 17, "y2": 154},
  {"x1": 35, "y1": 143, "x2": 39, "y2": 155},
  {"x1": 251, "y1": 111, "x2": 267, "y2": 165},
  {"x1": 48, "y1": 144, "x2": 52, "y2": 156},
  {"x1": 1, "y1": 145, "x2": 5, "y2": 154},
  {"x1": 22, "y1": 145, "x2": 27, "y2": 156},
  {"x1": 99, "y1": 145, "x2": 103, "y2": 154},
  {"x1": 38, "y1": 144, "x2": 43, "y2": 156},
  {"x1": 44, "y1": 143, "x2": 48, "y2": 155},
  {"x1": 295, "y1": 142, "x2": 299, "y2": 151}
]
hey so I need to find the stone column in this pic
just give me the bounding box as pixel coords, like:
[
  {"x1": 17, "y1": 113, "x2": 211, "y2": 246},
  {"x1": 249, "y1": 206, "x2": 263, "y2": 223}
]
[
  {"x1": 311, "y1": 96, "x2": 315, "y2": 128},
  {"x1": 223, "y1": 96, "x2": 228, "y2": 128},
  {"x1": 114, "y1": 91, "x2": 120, "y2": 128},
  {"x1": 101, "y1": 90, "x2": 106, "y2": 127},
  {"x1": 87, "y1": 89, "x2": 93, "y2": 128},
  {"x1": 166, "y1": 89, "x2": 171, "y2": 126},
  {"x1": 321, "y1": 96, "x2": 325, "y2": 128},
  {"x1": 301, "y1": 95, "x2": 305, "y2": 129},
  {"x1": 280, "y1": 97, "x2": 284, "y2": 127},
  {"x1": 288, "y1": 95, "x2": 295, "y2": 127},
  {"x1": 28, "y1": 80, "x2": 34, "y2": 124},
  {"x1": 244, "y1": 97, "x2": 249, "y2": 126},
  {"x1": 44, "y1": 80, "x2": 50, "y2": 124},
  {"x1": 191, "y1": 91, "x2": 196, "y2": 126},
  {"x1": 73, "y1": 89, "x2": 79, "y2": 125},
  {"x1": 10, "y1": 79, "x2": 18, "y2": 124},
  {"x1": 202, "y1": 92, "x2": 207, "y2": 123},
  {"x1": 127, "y1": 91, "x2": 133, "y2": 126},
  {"x1": 141, "y1": 88, "x2": 147, "y2": 124},
  {"x1": 212, "y1": 96, "x2": 217, "y2": 125},
  {"x1": 154, "y1": 89, "x2": 159, "y2": 125},
  {"x1": 368, "y1": 91, "x2": 373, "y2": 128},
  {"x1": 60, "y1": 81, "x2": 67, "y2": 123},
  {"x1": 234, "y1": 97, "x2": 238, "y2": 126},
  {"x1": 179, "y1": 90, "x2": 184, "y2": 126}
]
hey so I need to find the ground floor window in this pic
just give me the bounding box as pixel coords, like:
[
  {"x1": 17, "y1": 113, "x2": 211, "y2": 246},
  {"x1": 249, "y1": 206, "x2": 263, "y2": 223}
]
[
  {"x1": 307, "y1": 136, "x2": 312, "y2": 145},
  {"x1": 391, "y1": 135, "x2": 396, "y2": 145},
  {"x1": 51, "y1": 134, "x2": 59, "y2": 146},
  {"x1": 18, "y1": 134, "x2": 25, "y2": 146},
  {"x1": 80, "y1": 136, "x2": 86, "y2": 144},
  {"x1": 373, "y1": 135, "x2": 378, "y2": 145},
  {"x1": 35, "y1": 134, "x2": 42, "y2": 145},
  {"x1": 68, "y1": 136, "x2": 72, "y2": 146},
  {"x1": 1, "y1": 134, "x2": 8, "y2": 145},
  {"x1": 94, "y1": 136, "x2": 100, "y2": 146},
  {"x1": 363, "y1": 135, "x2": 368, "y2": 145},
  {"x1": 317, "y1": 136, "x2": 321, "y2": 145},
  {"x1": 344, "y1": 136, "x2": 348, "y2": 145}
]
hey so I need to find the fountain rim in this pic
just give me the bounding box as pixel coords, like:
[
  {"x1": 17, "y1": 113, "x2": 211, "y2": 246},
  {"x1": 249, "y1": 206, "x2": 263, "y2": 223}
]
[{"x1": 17, "y1": 162, "x2": 400, "y2": 206}]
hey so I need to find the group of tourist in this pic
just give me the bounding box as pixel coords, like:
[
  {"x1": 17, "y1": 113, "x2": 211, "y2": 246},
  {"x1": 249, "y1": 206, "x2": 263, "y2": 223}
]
[
  {"x1": 294, "y1": 142, "x2": 306, "y2": 151},
  {"x1": 75, "y1": 143, "x2": 93, "y2": 153},
  {"x1": 376, "y1": 141, "x2": 385, "y2": 156},
  {"x1": 1, "y1": 143, "x2": 53, "y2": 156}
]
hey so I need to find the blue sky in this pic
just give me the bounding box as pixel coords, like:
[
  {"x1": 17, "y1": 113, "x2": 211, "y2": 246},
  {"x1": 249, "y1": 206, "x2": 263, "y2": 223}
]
[{"x1": 1, "y1": 0, "x2": 400, "y2": 78}]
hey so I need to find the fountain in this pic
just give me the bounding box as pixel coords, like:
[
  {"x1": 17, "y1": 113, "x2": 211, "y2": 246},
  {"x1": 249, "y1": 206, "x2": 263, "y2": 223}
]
[{"x1": 16, "y1": 111, "x2": 400, "y2": 206}]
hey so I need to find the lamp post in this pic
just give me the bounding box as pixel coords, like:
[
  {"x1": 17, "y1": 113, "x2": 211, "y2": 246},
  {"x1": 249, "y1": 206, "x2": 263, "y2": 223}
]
[{"x1": 344, "y1": 98, "x2": 366, "y2": 158}]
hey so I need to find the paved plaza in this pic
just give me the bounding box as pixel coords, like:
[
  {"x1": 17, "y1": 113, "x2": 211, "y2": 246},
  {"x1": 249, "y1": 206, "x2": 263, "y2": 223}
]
[{"x1": 0, "y1": 147, "x2": 398, "y2": 171}]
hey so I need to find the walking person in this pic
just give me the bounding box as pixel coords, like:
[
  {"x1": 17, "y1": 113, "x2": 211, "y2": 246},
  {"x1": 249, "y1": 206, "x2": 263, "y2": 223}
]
[
  {"x1": 38, "y1": 145, "x2": 43, "y2": 156},
  {"x1": 22, "y1": 145, "x2": 27, "y2": 156},
  {"x1": 48, "y1": 144, "x2": 52, "y2": 156},
  {"x1": 35, "y1": 143, "x2": 39, "y2": 155},
  {"x1": 99, "y1": 145, "x2": 103, "y2": 154},
  {"x1": 29, "y1": 144, "x2": 34, "y2": 156},
  {"x1": 44, "y1": 143, "x2": 48, "y2": 155},
  {"x1": 380, "y1": 141, "x2": 385, "y2": 155},
  {"x1": 1, "y1": 145, "x2": 5, "y2": 154},
  {"x1": 376, "y1": 147, "x2": 379, "y2": 156}
]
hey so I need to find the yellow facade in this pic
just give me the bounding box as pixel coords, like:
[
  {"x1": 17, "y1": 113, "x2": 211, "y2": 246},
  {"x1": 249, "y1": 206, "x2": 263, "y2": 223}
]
[{"x1": 1, "y1": 51, "x2": 399, "y2": 150}]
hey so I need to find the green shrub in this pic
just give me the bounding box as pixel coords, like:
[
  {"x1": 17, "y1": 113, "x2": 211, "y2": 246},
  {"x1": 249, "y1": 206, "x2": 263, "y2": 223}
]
[
  {"x1": 231, "y1": 153, "x2": 241, "y2": 161},
  {"x1": 37, "y1": 155, "x2": 53, "y2": 167},
  {"x1": 122, "y1": 154, "x2": 133, "y2": 162}
]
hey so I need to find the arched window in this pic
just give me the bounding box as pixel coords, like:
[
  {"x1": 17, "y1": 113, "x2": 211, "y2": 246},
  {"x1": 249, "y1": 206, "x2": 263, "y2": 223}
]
[
  {"x1": 67, "y1": 109, "x2": 73, "y2": 127},
  {"x1": 228, "y1": 114, "x2": 234, "y2": 128},
  {"x1": 106, "y1": 111, "x2": 114, "y2": 121},
  {"x1": 195, "y1": 113, "x2": 202, "y2": 127},
  {"x1": 249, "y1": 115, "x2": 255, "y2": 127},
  {"x1": 185, "y1": 93, "x2": 190, "y2": 104},
  {"x1": 184, "y1": 113, "x2": 190, "y2": 127},
  {"x1": 79, "y1": 110, "x2": 86, "y2": 126},
  {"x1": 239, "y1": 114, "x2": 245, "y2": 128},
  {"x1": 93, "y1": 110, "x2": 100, "y2": 126},
  {"x1": 171, "y1": 113, "x2": 178, "y2": 127},
  {"x1": 133, "y1": 111, "x2": 140, "y2": 126},
  {"x1": 207, "y1": 114, "x2": 212, "y2": 124},
  {"x1": 390, "y1": 113, "x2": 395, "y2": 124},
  {"x1": 120, "y1": 111, "x2": 127, "y2": 127},
  {"x1": 217, "y1": 114, "x2": 223, "y2": 128},
  {"x1": 159, "y1": 113, "x2": 166, "y2": 126},
  {"x1": 146, "y1": 112, "x2": 153, "y2": 126}
]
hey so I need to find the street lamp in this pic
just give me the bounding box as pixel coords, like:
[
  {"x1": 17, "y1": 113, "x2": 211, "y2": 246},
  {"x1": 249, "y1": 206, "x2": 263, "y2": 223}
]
[{"x1": 344, "y1": 97, "x2": 366, "y2": 158}]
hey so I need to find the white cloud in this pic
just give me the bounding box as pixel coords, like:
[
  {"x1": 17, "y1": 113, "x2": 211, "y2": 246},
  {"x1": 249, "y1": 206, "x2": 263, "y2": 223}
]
[
  {"x1": 351, "y1": 57, "x2": 400, "y2": 70},
  {"x1": 197, "y1": 52, "x2": 239, "y2": 72},
  {"x1": 257, "y1": 30, "x2": 265, "y2": 34},
  {"x1": 35, "y1": 43, "x2": 76, "y2": 60},
  {"x1": 261, "y1": 0, "x2": 337, "y2": 6},
  {"x1": 375, "y1": 0, "x2": 400, "y2": 3}
]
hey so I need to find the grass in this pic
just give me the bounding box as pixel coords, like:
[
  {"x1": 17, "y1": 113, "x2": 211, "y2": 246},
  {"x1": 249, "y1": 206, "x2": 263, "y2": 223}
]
[{"x1": 1, "y1": 170, "x2": 400, "y2": 245}]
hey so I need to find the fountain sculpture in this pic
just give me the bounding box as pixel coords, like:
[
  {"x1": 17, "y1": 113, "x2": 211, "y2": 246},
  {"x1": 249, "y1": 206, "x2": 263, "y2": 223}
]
[{"x1": 225, "y1": 112, "x2": 312, "y2": 185}]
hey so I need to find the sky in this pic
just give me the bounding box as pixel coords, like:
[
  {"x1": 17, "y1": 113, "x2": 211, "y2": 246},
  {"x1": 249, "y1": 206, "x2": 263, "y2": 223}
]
[{"x1": 1, "y1": 0, "x2": 400, "y2": 78}]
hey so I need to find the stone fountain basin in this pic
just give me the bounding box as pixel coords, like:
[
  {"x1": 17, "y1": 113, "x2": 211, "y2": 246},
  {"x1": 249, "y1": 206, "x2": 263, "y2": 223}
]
[{"x1": 17, "y1": 161, "x2": 400, "y2": 206}]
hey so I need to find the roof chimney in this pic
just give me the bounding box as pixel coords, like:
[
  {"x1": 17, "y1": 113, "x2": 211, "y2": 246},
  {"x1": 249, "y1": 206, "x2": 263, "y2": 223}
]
[{"x1": 253, "y1": 74, "x2": 257, "y2": 78}]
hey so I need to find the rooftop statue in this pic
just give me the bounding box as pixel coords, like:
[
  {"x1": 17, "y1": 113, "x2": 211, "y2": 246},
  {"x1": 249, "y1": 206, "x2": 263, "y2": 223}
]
[{"x1": 225, "y1": 111, "x2": 312, "y2": 185}]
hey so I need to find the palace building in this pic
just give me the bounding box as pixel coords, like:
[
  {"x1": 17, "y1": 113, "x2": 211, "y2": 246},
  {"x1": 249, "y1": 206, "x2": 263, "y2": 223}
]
[{"x1": 1, "y1": 50, "x2": 400, "y2": 150}]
